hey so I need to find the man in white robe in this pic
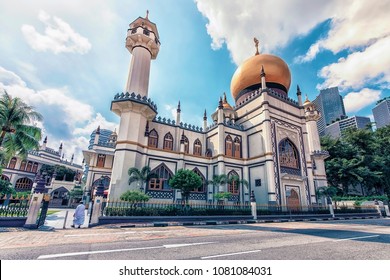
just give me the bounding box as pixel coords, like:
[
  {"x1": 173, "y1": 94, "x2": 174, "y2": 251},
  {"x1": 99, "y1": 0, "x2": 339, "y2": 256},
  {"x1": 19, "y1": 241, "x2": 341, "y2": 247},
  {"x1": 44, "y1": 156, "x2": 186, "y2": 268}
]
[{"x1": 71, "y1": 201, "x2": 86, "y2": 228}]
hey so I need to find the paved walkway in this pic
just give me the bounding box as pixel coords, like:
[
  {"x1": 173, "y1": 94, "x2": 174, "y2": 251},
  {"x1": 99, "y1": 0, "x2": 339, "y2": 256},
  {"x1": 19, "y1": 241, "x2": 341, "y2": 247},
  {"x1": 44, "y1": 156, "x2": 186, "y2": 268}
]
[{"x1": 44, "y1": 208, "x2": 90, "y2": 230}]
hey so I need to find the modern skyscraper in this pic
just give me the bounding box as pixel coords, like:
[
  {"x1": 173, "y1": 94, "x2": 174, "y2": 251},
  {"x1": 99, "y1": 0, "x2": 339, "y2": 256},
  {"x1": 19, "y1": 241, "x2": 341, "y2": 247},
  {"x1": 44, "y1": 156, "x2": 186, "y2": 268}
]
[
  {"x1": 313, "y1": 87, "x2": 346, "y2": 135},
  {"x1": 372, "y1": 98, "x2": 390, "y2": 129},
  {"x1": 324, "y1": 116, "x2": 372, "y2": 138}
]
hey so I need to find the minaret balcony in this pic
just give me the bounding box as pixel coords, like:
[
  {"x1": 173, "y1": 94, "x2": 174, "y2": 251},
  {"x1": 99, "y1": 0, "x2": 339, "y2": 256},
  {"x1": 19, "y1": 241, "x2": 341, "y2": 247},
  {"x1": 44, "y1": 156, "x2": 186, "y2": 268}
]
[{"x1": 311, "y1": 150, "x2": 330, "y2": 159}]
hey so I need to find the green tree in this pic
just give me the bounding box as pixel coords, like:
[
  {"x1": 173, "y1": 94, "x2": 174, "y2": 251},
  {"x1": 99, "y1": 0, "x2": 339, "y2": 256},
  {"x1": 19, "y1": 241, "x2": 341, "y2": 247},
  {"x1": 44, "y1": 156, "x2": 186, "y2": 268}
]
[
  {"x1": 169, "y1": 169, "x2": 202, "y2": 204},
  {"x1": 0, "y1": 91, "x2": 42, "y2": 162},
  {"x1": 128, "y1": 166, "x2": 157, "y2": 191},
  {"x1": 40, "y1": 164, "x2": 76, "y2": 182},
  {"x1": 120, "y1": 190, "x2": 150, "y2": 208},
  {"x1": 207, "y1": 174, "x2": 227, "y2": 197},
  {"x1": 321, "y1": 127, "x2": 385, "y2": 196},
  {"x1": 0, "y1": 179, "x2": 15, "y2": 197}
]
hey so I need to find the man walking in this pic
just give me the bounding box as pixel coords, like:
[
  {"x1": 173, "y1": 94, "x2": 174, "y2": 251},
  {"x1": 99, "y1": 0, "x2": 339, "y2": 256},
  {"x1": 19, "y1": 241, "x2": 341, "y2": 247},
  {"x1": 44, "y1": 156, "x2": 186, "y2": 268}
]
[{"x1": 71, "y1": 201, "x2": 86, "y2": 228}]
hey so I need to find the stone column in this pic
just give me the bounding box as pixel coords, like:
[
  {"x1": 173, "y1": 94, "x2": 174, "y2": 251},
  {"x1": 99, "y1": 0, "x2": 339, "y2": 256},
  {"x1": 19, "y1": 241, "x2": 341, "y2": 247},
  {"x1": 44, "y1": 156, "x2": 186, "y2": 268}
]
[
  {"x1": 90, "y1": 180, "x2": 105, "y2": 226},
  {"x1": 250, "y1": 190, "x2": 257, "y2": 220},
  {"x1": 24, "y1": 174, "x2": 47, "y2": 229}
]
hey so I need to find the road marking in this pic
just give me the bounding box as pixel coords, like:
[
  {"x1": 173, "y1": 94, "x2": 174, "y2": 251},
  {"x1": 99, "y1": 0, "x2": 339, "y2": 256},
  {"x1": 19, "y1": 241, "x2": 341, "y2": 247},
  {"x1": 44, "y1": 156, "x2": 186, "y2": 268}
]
[
  {"x1": 201, "y1": 250, "x2": 262, "y2": 259},
  {"x1": 164, "y1": 242, "x2": 216, "y2": 248},
  {"x1": 333, "y1": 235, "x2": 380, "y2": 242},
  {"x1": 37, "y1": 242, "x2": 216, "y2": 259},
  {"x1": 64, "y1": 230, "x2": 176, "y2": 237}
]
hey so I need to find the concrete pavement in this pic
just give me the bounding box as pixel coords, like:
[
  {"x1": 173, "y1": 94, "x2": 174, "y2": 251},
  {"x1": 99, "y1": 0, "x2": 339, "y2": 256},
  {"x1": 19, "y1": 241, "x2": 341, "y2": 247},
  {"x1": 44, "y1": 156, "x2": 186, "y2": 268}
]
[{"x1": 43, "y1": 208, "x2": 89, "y2": 230}]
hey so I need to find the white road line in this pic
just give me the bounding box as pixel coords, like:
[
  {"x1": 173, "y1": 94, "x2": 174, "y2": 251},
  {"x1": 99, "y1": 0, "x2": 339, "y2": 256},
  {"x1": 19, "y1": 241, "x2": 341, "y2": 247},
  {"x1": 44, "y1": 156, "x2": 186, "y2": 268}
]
[
  {"x1": 333, "y1": 235, "x2": 380, "y2": 242},
  {"x1": 164, "y1": 242, "x2": 216, "y2": 248},
  {"x1": 64, "y1": 230, "x2": 176, "y2": 237},
  {"x1": 201, "y1": 250, "x2": 262, "y2": 259},
  {"x1": 37, "y1": 242, "x2": 217, "y2": 259}
]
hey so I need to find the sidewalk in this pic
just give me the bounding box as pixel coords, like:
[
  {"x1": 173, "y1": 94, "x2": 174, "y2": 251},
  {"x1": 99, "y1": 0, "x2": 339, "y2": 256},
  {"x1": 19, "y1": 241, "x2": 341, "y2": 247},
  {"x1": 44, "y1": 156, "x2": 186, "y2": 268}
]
[{"x1": 43, "y1": 208, "x2": 89, "y2": 230}]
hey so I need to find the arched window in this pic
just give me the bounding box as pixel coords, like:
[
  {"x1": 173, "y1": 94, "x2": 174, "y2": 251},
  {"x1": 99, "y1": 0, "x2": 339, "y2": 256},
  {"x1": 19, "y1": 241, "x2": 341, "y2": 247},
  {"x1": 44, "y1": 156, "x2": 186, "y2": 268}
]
[
  {"x1": 20, "y1": 160, "x2": 27, "y2": 171},
  {"x1": 192, "y1": 168, "x2": 206, "y2": 192},
  {"x1": 97, "y1": 154, "x2": 106, "y2": 168},
  {"x1": 181, "y1": 135, "x2": 189, "y2": 154},
  {"x1": 8, "y1": 157, "x2": 17, "y2": 169},
  {"x1": 15, "y1": 177, "x2": 33, "y2": 191},
  {"x1": 163, "y1": 132, "x2": 174, "y2": 151},
  {"x1": 279, "y1": 138, "x2": 300, "y2": 169},
  {"x1": 26, "y1": 161, "x2": 33, "y2": 172},
  {"x1": 227, "y1": 170, "x2": 240, "y2": 194},
  {"x1": 1, "y1": 174, "x2": 10, "y2": 181},
  {"x1": 225, "y1": 135, "x2": 233, "y2": 157},
  {"x1": 148, "y1": 164, "x2": 173, "y2": 190},
  {"x1": 32, "y1": 162, "x2": 38, "y2": 173},
  {"x1": 233, "y1": 137, "x2": 241, "y2": 158},
  {"x1": 148, "y1": 129, "x2": 158, "y2": 148},
  {"x1": 193, "y1": 139, "x2": 202, "y2": 156}
]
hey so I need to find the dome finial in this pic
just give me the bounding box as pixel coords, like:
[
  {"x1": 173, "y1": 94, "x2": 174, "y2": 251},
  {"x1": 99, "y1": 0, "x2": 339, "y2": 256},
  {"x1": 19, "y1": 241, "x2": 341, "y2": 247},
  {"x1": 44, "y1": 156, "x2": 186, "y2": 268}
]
[{"x1": 254, "y1": 37, "x2": 260, "y2": 55}]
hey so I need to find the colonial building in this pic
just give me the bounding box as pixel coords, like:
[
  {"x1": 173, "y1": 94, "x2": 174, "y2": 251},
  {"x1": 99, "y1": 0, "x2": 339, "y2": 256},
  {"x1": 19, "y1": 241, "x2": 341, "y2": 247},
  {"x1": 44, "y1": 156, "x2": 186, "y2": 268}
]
[
  {"x1": 86, "y1": 13, "x2": 329, "y2": 208},
  {"x1": 1, "y1": 137, "x2": 84, "y2": 206}
]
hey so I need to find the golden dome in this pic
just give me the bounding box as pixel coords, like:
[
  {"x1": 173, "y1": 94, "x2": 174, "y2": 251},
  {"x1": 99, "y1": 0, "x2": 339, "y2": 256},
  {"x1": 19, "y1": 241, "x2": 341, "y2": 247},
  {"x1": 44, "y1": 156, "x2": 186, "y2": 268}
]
[{"x1": 230, "y1": 54, "x2": 291, "y2": 101}]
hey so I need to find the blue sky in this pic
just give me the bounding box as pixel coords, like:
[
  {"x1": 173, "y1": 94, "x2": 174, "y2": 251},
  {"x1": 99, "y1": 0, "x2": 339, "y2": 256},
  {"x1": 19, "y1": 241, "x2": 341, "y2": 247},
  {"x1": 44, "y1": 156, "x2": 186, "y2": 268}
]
[{"x1": 0, "y1": 0, "x2": 389, "y2": 163}]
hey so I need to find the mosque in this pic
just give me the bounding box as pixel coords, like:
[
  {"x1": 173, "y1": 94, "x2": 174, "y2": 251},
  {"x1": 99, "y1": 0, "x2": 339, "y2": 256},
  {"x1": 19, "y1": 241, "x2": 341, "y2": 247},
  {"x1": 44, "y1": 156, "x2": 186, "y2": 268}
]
[{"x1": 83, "y1": 12, "x2": 329, "y2": 208}]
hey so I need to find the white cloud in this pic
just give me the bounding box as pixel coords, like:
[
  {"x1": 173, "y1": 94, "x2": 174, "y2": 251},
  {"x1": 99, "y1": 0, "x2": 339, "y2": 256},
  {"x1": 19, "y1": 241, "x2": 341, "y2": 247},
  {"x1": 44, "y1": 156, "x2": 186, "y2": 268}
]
[
  {"x1": 318, "y1": 36, "x2": 390, "y2": 90},
  {"x1": 0, "y1": 66, "x2": 117, "y2": 164},
  {"x1": 343, "y1": 88, "x2": 381, "y2": 114},
  {"x1": 297, "y1": 0, "x2": 390, "y2": 63},
  {"x1": 21, "y1": 10, "x2": 91, "y2": 54},
  {"x1": 195, "y1": 0, "x2": 341, "y2": 65}
]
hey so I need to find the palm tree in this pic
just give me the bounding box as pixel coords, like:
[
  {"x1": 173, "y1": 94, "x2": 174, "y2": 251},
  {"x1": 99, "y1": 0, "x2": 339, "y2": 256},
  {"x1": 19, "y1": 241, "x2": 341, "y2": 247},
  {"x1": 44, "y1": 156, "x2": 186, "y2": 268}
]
[
  {"x1": 0, "y1": 91, "x2": 42, "y2": 163},
  {"x1": 128, "y1": 166, "x2": 158, "y2": 192},
  {"x1": 228, "y1": 175, "x2": 249, "y2": 194},
  {"x1": 207, "y1": 174, "x2": 228, "y2": 201}
]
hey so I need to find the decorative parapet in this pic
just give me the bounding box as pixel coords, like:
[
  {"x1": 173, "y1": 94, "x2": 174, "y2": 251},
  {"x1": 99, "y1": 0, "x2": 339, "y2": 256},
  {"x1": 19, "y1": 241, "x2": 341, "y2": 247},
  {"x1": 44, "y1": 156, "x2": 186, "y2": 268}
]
[
  {"x1": 312, "y1": 150, "x2": 330, "y2": 158},
  {"x1": 96, "y1": 141, "x2": 115, "y2": 149},
  {"x1": 152, "y1": 116, "x2": 204, "y2": 132},
  {"x1": 112, "y1": 92, "x2": 158, "y2": 113},
  {"x1": 235, "y1": 89, "x2": 262, "y2": 109},
  {"x1": 224, "y1": 120, "x2": 245, "y2": 131},
  {"x1": 267, "y1": 88, "x2": 299, "y2": 106}
]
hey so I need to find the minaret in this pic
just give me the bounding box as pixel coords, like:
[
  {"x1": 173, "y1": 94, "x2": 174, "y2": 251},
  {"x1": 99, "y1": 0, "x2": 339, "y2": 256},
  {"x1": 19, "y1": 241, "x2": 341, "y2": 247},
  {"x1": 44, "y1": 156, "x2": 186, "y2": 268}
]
[
  {"x1": 217, "y1": 96, "x2": 224, "y2": 124},
  {"x1": 70, "y1": 154, "x2": 74, "y2": 165},
  {"x1": 260, "y1": 65, "x2": 266, "y2": 91},
  {"x1": 203, "y1": 109, "x2": 207, "y2": 131},
  {"x1": 109, "y1": 12, "x2": 160, "y2": 200},
  {"x1": 125, "y1": 10, "x2": 160, "y2": 97},
  {"x1": 94, "y1": 126, "x2": 100, "y2": 145},
  {"x1": 59, "y1": 142, "x2": 63, "y2": 157},
  {"x1": 297, "y1": 85, "x2": 303, "y2": 106},
  {"x1": 304, "y1": 96, "x2": 321, "y2": 153},
  {"x1": 176, "y1": 101, "x2": 181, "y2": 125},
  {"x1": 42, "y1": 136, "x2": 47, "y2": 150}
]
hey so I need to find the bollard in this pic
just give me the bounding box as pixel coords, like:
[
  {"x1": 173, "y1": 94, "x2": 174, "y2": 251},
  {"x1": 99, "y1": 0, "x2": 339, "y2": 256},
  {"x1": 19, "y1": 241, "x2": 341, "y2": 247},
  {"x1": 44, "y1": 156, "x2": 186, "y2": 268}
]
[
  {"x1": 63, "y1": 210, "x2": 69, "y2": 229},
  {"x1": 374, "y1": 199, "x2": 382, "y2": 217},
  {"x1": 250, "y1": 190, "x2": 257, "y2": 220},
  {"x1": 327, "y1": 196, "x2": 335, "y2": 218}
]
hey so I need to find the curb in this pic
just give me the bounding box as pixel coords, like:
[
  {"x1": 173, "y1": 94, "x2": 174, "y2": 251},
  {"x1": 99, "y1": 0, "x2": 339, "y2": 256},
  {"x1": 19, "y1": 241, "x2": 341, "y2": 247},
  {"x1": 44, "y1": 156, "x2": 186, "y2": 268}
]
[{"x1": 107, "y1": 215, "x2": 381, "y2": 229}]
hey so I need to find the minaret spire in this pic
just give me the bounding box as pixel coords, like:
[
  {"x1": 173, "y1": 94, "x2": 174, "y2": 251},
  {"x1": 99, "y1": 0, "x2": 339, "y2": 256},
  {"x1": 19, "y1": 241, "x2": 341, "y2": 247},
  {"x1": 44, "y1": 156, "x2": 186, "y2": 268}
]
[
  {"x1": 254, "y1": 37, "x2": 260, "y2": 55},
  {"x1": 146, "y1": 10, "x2": 149, "y2": 20}
]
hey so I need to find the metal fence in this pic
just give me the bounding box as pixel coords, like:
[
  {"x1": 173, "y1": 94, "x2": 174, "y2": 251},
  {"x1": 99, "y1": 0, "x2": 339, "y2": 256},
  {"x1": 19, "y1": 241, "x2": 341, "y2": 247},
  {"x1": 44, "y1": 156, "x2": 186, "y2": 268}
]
[
  {"x1": 0, "y1": 196, "x2": 31, "y2": 217},
  {"x1": 102, "y1": 200, "x2": 379, "y2": 217}
]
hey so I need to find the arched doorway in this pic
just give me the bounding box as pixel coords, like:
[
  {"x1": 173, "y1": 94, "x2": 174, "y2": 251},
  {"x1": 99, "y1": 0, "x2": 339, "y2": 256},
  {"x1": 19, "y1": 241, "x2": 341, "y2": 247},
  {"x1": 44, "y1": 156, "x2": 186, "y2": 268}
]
[
  {"x1": 50, "y1": 187, "x2": 70, "y2": 207},
  {"x1": 286, "y1": 188, "x2": 300, "y2": 211}
]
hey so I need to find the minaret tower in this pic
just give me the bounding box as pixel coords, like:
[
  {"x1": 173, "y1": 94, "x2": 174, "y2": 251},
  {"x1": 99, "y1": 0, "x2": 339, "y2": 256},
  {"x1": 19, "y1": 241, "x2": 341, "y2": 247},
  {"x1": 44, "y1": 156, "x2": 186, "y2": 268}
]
[
  {"x1": 125, "y1": 10, "x2": 160, "y2": 97},
  {"x1": 109, "y1": 12, "x2": 160, "y2": 200},
  {"x1": 303, "y1": 94, "x2": 329, "y2": 203}
]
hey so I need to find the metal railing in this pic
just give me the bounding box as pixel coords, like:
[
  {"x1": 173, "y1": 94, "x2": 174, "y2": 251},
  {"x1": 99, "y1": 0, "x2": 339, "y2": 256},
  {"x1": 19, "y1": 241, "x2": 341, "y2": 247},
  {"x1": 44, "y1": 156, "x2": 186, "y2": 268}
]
[{"x1": 0, "y1": 196, "x2": 31, "y2": 217}]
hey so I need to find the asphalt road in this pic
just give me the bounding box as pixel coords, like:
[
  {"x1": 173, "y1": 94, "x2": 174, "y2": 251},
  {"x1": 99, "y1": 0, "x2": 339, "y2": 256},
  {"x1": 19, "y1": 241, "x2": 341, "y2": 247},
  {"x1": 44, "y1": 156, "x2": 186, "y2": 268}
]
[{"x1": 0, "y1": 218, "x2": 389, "y2": 260}]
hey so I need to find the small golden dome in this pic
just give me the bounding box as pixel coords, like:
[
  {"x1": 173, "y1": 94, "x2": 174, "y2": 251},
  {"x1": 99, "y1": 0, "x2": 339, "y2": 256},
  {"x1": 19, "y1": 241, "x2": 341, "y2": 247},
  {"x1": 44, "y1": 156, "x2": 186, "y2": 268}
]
[
  {"x1": 230, "y1": 54, "x2": 291, "y2": 102},
  {"x1": 303, "y1": 95, "x2": 312, "y2": 106},
  {"x1": 222, "y1": 92, "x2": 233, "y2": 110}
]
